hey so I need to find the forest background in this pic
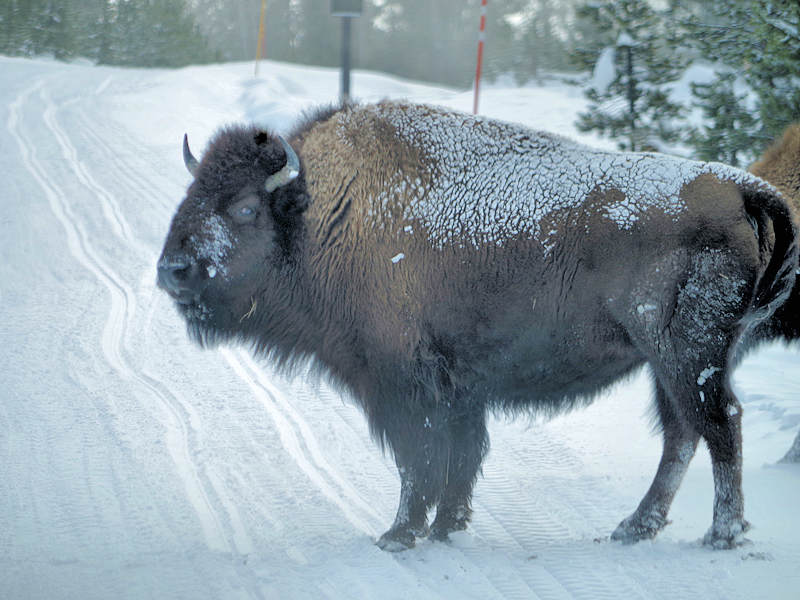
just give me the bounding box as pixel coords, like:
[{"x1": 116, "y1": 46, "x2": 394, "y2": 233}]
[{"x1": 2, "y1": 0, "x2": 798, "y2": 165}]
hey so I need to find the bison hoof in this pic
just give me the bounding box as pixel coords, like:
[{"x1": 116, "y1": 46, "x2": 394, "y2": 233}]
[
  {"x1": 429, "y1": 505, "x2": 471, "y2": 543},
  {"x1": 429, "y1": 520, "x2": 468, "y2": 543},
  {"x1": 611, "y1": 512, "x2": 670, "y2": 544},
  {"x1": 376, "y1": 527, "x2": 420, "y2": 552},
  {"x1": 702, "y1": 519, "x2": 751, "y2": 549}
]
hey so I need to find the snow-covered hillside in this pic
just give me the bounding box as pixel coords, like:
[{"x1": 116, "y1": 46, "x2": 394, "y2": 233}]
[{"x1": 1, "y1": 56, "x2": 799, "y2": 600}]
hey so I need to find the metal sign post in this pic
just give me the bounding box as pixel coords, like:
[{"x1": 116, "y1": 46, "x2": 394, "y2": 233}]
[{"x1": 331, "y1": 1, "x2": 362, "y2": 103}]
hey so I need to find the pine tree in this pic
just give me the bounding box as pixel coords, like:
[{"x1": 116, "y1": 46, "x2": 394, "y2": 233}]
[
  {"x1": 511, "y1": 0, "x2": 575, "y2": 83},
  {"x1": 292, "y1": 0, "x2": 338, "y2": 67},
  {"x1": 40, "y1": 1, "x2": 76, "y2": 60},
  {"x1": 362, "y1": 0, "x2": 477, "y2": 87},
  {"x1": 575, "y1": 0, "x2": 686, "y2": 151},
  {"x1": 688, "y1": 72, "x2": 758, "y2": 166},
  {"x1": 0, "y1": 1, "x2": 26, "y2": 55},
  {"x1": 683, "y1": 0, "x2": 800, "y2": 160},
  {"x1": 0, "y1": 0, "x2": 71, "y2": 58},
  {"x1": 0, "y1": 0, "x2": 217, "y2": 67},
  {"x1": 96, "y1": 0, "x2": 114, "y2": 64},
  {"x1": 743, "y1": 2, "x2": 800, "y2": 149}
]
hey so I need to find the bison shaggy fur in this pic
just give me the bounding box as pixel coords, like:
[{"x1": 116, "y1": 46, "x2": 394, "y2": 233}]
[{"x1": 158, "y1": 102, "x2": 798, "y2": 550}]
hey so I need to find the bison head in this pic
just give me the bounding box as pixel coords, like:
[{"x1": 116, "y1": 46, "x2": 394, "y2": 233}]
[{"x1": 157, "y1": 125, "x2": 308, "y2": 345}]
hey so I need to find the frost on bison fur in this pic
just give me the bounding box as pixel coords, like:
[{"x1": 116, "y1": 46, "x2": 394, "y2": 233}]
[
  {"x1": 157, "y1": 102, "x2": 798, "y2": 550},
  {"x1": 749, "y1": 123, "x2": 800, "y2": 464}
]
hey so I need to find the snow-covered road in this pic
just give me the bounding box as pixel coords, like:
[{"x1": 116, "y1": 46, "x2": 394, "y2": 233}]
[{"x1": 1, "y1": 56, "x2": 799, "y2": 599}]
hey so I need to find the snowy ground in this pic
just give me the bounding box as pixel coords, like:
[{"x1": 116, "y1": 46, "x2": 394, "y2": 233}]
[{"x1": 1, "y1": 56, "x2": 799, "y2": 600}]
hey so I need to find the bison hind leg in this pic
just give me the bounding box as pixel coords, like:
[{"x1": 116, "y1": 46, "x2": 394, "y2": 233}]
[
  {"x1": 611, "y1": 381, "x2": 700, "y2": 544},
  {"x1": 615, "y1": 247, "x2": 755, "y2": 547}
]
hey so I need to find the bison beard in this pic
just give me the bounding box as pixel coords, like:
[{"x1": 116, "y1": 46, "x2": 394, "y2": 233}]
[{"x1": 157, "y1": 102, "x2": 798, "y2": 551}]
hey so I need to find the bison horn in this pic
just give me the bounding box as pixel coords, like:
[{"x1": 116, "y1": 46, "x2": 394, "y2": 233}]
[
  {"x1": 264, "y1": 136, "x2": 300, "y2": 193},
  {"x1": 183, "y1": 134, "x2": 200, "y2": 176}
]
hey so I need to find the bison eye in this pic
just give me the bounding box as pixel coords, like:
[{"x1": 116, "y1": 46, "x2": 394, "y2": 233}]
[{"x1": 228, "y1": 196, "x2": 260, "y2": 224}]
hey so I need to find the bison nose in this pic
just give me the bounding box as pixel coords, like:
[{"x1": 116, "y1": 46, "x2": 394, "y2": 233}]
[{"x1": 157, "y1": 255, "x2": 204, "y2": 303}]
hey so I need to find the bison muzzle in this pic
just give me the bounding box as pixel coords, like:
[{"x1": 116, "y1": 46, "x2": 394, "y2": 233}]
[{"x1": 157, "y1": 102, "x2": 798, "y2": 551}]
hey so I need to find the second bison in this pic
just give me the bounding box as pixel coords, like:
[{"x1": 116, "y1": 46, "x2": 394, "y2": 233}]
[
  {"x1": 157, "y1": 102, "x2": 797, "y2": 550},
  {"x1": 749, "y1": 123, "x2": 800, "y2": 463}
]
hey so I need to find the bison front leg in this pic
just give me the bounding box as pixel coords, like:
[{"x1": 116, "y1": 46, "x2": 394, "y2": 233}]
[
  {"x1": 612, "y1": 382, "x2": 700, "y2": 543},
  {"x1": 375, "y1": 408, "x2": 450, "y2": 551},
  {"x1": 429, "y1": 405, "x2": 488, "y2": 542},
  {"x1": 375, "y1": 400, "x2": 487, "y2": 551},
  {"x1": 376, "y1": 464, "x2": 432, "y2": 551}
]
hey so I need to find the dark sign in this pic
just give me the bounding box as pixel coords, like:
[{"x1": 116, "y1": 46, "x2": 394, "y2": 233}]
[{"x1": 331, "y1": 0, "x2": 362, "y2": 17}]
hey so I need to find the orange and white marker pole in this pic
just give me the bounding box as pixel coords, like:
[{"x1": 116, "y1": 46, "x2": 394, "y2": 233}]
[
  {"x1": 254, "y1": 0, "x2": 267, "y2": 77},
  {"x1": 473, "y1": 0, "x2": 487, "y2": 115}
]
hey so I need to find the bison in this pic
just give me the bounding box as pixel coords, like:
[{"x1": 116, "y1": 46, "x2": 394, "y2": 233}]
[
  {"x1": 157, "y1": 101, "x2": 798, "y2": 551},
  {"x1": 749, "y1": 123, "x2": 800, "y2": 463}
]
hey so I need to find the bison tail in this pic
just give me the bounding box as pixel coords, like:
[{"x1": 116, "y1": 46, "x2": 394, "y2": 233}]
[{"x1": 743, "y1": 185, "x2": 799, "y2": 324}]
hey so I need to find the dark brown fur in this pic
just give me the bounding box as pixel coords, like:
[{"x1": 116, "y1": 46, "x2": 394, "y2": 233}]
[{"x1": 158, "y1": 102, "x2": 798, "y2": 550}]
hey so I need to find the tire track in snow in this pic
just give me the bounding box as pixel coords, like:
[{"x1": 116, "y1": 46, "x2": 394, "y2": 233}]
[
  {"x1": 238, "y1": 352, "x2": 387, "y2": 526},
  {"x1": 469, "y1": 426, "x2": 658, "y2": 600},
  {"x1": 9, "y1": 82, "x2": 235, "y2": 557},
  {"x1": 42, "y1": 90, "x2": 134, "y2": 246},
  {"x1": 48, "y1": 83, "x2": 263, "y2": 562},
  {"x1": 46, "y1": 82, "x2": 268, "y2": 564},
  {"x1": 221, "y1": 348, "x2": 382, "y2": 538},
  {"x1": 74, "y1": 106, "x2": 177, "y2": 215},
  {"x1": 140, "y1": 290, "x2": 259, "y2": 559},
  {"x1": 441, "y1": 499, "x2": 564, "y2": 600},
  {"x1": 10, "y1": 83, "x2": 126, "y2": 377}
]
